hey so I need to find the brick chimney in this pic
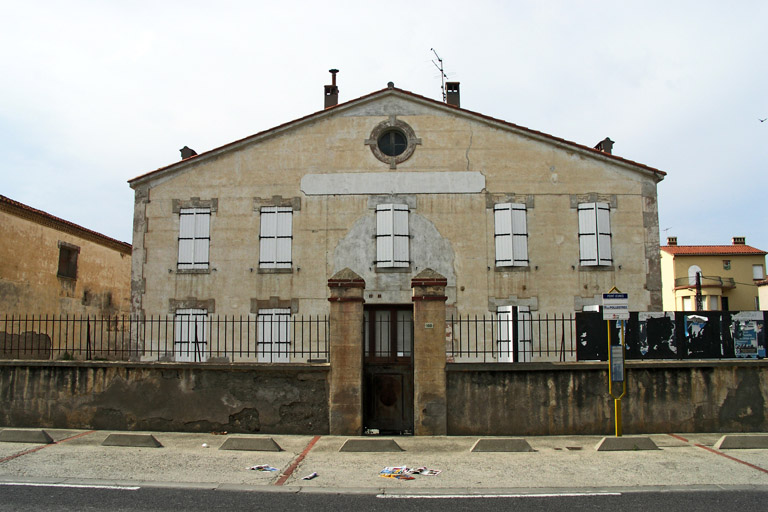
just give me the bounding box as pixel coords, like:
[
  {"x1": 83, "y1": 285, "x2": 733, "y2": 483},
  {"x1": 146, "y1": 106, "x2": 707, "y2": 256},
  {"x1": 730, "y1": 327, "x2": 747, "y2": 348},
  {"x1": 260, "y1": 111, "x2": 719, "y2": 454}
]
[
  {"x1": 594, "y1": 137, "x2": 614, "y2": 154},
  {"x1": 446, "y1": 82, "x2": 460, "y2": 107},
  {"x1": 180, "y1": 146, "x2": 197, "y2": 160},
  {"x1": 667, "y1": 236, "x2": 678, "y2": 246},
  {"x1": 732, "y1": 236, "x2": 746, "y2": 245},
  {"x1": 324, "y1": 69, "x2": 339, "y2": 109}
]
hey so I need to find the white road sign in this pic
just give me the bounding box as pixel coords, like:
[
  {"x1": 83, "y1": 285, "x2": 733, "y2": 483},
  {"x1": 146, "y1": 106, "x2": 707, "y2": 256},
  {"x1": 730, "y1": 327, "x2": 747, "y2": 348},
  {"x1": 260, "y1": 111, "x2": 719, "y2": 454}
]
[{"x1": 602, "y1": 292, "x2": 629, "y2": 320}]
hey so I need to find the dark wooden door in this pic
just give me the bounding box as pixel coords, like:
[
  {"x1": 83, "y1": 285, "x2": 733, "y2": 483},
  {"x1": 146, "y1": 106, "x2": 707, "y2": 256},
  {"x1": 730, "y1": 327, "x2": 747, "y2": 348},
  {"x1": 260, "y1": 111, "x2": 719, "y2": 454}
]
[{"x1": 363, "y1": 306, "x2": 413, "y2": 434}]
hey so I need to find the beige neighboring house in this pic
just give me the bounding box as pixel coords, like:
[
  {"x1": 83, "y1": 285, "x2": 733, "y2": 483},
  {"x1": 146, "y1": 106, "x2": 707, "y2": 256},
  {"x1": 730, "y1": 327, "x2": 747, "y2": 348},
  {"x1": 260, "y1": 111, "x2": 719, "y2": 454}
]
[
  {"x1": 0, "y1": 194, "x2": 132, "y2": 317},
  {"x1": 758, "y1": 279, "x2": 768, "y2": 310},
  {"x1": 129, "y1": 76, "x2": 665, "y2": 325},
  {"x1": 660, "y1": 236, "x2": 767, "y2": 311}
]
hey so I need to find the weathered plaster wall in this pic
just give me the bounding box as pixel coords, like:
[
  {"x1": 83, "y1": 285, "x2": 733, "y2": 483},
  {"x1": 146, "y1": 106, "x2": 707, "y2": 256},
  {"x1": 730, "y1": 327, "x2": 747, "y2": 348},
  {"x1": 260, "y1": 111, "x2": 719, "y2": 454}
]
[
  {"x1": 0, "y1": 362, "x2": 329, "y2": 434},
  {"x1": 447, "y1": 361, "x2": 768, "y2": 435},
  {"x1": 0, "y1": 209, "x2": 131, "y2": 317},
  {"x1": 133, "y1": 94, "x2": 662, "y2": 321}
]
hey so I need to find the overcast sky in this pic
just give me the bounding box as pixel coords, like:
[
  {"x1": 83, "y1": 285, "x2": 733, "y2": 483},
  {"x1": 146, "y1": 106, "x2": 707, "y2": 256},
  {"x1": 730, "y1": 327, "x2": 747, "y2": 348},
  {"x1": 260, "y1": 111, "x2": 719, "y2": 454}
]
[{"x1": 1, "y1": 0, "x2": 766, "y2": 253}]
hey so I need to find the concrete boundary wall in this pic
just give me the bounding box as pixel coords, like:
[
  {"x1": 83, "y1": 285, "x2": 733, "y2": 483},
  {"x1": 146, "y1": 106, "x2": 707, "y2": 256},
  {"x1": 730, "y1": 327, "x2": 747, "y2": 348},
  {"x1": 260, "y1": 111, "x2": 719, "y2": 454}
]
[
  {"x1": 0, "y1": 362, "x2": 329, "y2": 434},
  {"x1": 447, "y1": 360, "x2": 768, "y2": 436},
  {"x1": 3, "y1": 360, "x2": 767, "y2": 436}
]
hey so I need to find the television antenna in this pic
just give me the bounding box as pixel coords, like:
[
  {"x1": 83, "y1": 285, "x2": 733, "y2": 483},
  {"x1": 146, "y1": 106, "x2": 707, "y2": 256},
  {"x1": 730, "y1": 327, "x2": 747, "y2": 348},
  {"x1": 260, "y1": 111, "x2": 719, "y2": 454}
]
[{"x1": 431, "y1": 48, "x2": 448, "y2": 102}]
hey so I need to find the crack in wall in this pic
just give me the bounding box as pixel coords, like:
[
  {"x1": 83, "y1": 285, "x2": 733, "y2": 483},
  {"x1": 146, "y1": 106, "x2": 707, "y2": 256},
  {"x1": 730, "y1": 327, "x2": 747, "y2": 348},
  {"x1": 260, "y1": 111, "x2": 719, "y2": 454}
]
[{"x1": 465, "y1": 127, "x2": 474, "y2": 171}]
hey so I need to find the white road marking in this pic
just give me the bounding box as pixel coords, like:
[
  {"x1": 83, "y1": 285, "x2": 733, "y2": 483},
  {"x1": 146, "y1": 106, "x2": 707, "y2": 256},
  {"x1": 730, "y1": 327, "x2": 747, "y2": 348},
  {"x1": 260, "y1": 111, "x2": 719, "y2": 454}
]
[
  {"x1": 377, "y1": 492, "x2": 621, "y2": 499},
  {"x1": 0, "y1": 482, "x2": 140, "y2": 490}
]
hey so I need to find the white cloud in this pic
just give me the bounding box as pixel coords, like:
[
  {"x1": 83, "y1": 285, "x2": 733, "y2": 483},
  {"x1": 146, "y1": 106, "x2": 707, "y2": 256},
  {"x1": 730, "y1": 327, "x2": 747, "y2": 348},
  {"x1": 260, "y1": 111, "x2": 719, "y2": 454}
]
[{"x1": 0, "y1": 0, "x2": 766, "y2": 252}]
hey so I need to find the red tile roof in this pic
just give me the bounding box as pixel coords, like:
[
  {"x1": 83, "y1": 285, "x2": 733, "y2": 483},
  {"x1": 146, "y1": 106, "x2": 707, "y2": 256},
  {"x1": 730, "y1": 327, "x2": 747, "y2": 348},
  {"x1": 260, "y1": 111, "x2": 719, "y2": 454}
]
[
  {"x1": 129, "y1": 86, "x2": 666, "y2": 186},
  {"x1": 661, "y1": 245, "x2": 767, "y2": 256},
  {"x1": 0, "y1": 194, "x2": 132, "y2": 253}
]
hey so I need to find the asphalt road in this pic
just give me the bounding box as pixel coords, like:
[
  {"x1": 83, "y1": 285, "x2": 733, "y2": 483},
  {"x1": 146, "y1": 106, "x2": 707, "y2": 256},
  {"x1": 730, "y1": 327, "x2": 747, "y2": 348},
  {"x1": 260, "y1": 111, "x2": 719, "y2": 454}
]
[{"x1": 1, "y1": 484, "x2": 767, "y2": 512}]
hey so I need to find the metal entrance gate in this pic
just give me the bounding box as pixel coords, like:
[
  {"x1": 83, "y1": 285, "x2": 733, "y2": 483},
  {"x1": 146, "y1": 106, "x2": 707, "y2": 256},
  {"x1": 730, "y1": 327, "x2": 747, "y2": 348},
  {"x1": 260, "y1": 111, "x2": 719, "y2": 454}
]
[{"x1": 363, "y1": 306, "x2": 414, "y2": 434}]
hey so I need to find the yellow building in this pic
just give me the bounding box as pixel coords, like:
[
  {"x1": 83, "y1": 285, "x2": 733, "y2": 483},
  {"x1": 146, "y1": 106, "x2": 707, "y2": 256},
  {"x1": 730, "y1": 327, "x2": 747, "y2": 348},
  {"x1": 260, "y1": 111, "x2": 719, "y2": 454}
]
[{"x1": 660, "y1": 236, "x2": 766, "y2": 311}]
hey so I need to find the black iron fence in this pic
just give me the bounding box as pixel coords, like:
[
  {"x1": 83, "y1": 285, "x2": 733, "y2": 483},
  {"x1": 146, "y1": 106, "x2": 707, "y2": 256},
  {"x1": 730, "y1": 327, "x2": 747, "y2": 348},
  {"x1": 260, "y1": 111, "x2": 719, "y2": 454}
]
[
  {"x1": 447, "y1": 313, "x2": 577, "y2": 362},
  {"x1": 0, "y1": 315, "x2": 329, "y2": 363},
  {"x1": 576, "y1": 311, "x2": 767, "y2": 361}
]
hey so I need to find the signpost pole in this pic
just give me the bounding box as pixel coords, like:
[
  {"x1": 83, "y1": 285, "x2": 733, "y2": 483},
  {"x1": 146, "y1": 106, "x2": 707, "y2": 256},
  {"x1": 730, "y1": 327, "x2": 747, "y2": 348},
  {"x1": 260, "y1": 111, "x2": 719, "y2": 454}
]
[{"x1": 604, "y1": 288, "x2": 628, "y2": 437}]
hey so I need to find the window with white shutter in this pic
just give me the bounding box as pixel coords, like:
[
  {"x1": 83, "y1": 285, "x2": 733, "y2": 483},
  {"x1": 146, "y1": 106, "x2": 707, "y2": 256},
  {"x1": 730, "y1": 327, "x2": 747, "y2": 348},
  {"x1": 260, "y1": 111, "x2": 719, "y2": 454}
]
[
  {"x1": 178, "y1": 208, "x2": 210, "y2": 270},
  {"x1": 257, "y1": 309, "x2": 291, "y2": 363},
  {"x1": 376, "y1": 204, "x2": 409, "y2": 268},
  {"x1": 494, "y1": 203, "x2": 528, "y2": 267},
  {"x1": 259, "y1": 207, "x2": 293, "y2": 269},
  {"x1": 496, "y1": 306, "x2": 531, "y2": 362},
  {"x1": 578, "y1": 202, "x2": 612, "y2": 266},
  {"x1": 174, "y1": 309, "x2": 208, "y2": 362}
]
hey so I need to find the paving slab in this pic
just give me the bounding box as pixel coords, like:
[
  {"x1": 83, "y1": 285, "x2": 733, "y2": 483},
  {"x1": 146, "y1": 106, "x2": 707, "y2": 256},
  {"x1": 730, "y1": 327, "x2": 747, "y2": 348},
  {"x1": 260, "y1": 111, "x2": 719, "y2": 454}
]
[
  {"x1": 339, "y1": 438, "x2": 403, "y2": 452},
  {"x1": 595, "y1": 436, "x2": 659, "y2": 451},
  {"x1": 0, "y1": 429, "x2": 53, "y2": 444},
  {"x1": 471, "y1": 438, "x2": 534, "y2": 452},
  {"x1": 219, "y1": 437, "x2": 283, "y2": 452},
  {"x1": 101, "y1": 433, "x2": 163, "y2": 448},
  {"x1": 715, "y1": 434, "x2": 768, "y2": 450}
]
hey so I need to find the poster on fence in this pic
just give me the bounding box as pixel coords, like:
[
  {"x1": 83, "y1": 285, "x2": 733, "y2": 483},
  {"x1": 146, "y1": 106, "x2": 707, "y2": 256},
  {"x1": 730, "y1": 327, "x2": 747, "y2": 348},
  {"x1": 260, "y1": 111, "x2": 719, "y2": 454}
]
[
  {"x1": 637, "y1": 312, "x2": 676, "y2": 359},
  {"x1": 730, "y1": 312, "x2": 765, "y2": 359}
]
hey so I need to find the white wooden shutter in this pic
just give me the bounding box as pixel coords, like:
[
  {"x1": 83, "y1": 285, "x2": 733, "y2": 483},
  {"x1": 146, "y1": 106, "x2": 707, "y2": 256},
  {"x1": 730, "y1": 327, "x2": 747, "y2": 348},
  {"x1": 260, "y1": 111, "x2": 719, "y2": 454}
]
[
  {"x1": 496, "y1": 306, "x2": 513, "y2": 362},
  {"x1": 578, "y1": 203, "x2": 598, "y2": 266},
  {"x1": 516, "y1": 306, "x2": 532, "y2": 363},
  {"x1": 496, "y1": 305, "x2": 531, "y2": 363},
  {"x1": 260, "y1": 207, "x2": 292, "y2": 269},
  {"x1": 178, "y1": 208, "x2": 210, "y2": 270},
  {"x1": 495, "y1": 203, "x2": 528, "y2": 267},
  {"x1": 376, "y1": 205, "x2": 393, "y2": 267},
  {"x1": 257, "y1": 309, "x2": 290, "y2": 363},
  {"x1": 174, "y1": 309, "x2": 207, "y2": 362},
  {"x1": 376, "y1": 204, "x2": 409, "y2": 267},
  {"x1": 494, "y1": 205, "x2": 513, "y2": 266},
  {"x1": 275, "y1": 208, "x2": 292, "y2": 268},
  {"x1": 392, "y1": 205, "x2": 409, "y2": 267},
  {"x1": 178, "y1": 211, "x2": 195, "y2": 267},
  {"x1": 595, "y1": 202, "x2": 612, "y2": 265}
]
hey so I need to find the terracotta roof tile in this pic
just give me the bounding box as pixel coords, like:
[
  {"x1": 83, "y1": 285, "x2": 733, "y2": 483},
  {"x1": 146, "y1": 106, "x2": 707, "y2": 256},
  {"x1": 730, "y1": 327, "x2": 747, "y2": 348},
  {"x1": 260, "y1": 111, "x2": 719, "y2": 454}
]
[{"x1": 661, "y1": 245, "x2": 767, "y2": 256}]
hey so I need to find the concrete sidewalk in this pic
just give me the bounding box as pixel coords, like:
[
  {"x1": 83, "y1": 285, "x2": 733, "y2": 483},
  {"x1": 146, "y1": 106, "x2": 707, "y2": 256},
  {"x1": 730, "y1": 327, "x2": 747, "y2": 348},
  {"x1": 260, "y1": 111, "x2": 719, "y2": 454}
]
[{"x1": 1, "y1": 429, "x2": 768, "y2": 494}]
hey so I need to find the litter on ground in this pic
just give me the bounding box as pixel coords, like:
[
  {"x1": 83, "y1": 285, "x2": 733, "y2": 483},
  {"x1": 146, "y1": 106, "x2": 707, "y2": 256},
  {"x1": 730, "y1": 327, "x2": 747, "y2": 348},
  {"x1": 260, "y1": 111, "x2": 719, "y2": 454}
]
[
  {"x1": 379, "y1": 466, "x2": 441, "y2": 479},
  {"x1": 248, "y1": 464, "x2": 278, "y2": 472}
]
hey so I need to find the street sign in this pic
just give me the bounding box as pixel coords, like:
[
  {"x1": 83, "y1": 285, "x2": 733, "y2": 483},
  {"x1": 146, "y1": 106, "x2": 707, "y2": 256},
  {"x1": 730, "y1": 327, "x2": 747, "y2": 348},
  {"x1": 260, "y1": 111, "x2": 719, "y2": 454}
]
[
  {"x1": 610, "y1": 345, "x2": 625, "y2": 382},
  {"x1": 602, "y1": 292, "x2": 629, "y2": 320}
]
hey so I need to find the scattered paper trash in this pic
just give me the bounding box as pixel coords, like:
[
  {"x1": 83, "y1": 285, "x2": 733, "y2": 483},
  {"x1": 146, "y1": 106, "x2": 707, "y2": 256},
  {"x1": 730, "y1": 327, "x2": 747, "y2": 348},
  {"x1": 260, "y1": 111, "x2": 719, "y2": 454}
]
[
  {"x1": 411, "y1": 466, "x2": 441, "y2": 476},
  {"x1": 379, "y1": 466, "x2": 441, "y2": 479},
  {"x1": 302, "y1": 472, "x2": 318, "y2": 480},
  {"x1": 201, "y1": 443, "x2": 209, "y2": 448},
  {"x1": 379, "y1": 467, "x2": 415, "y2": 480},
  {"x1": 248, "y1": 464, "x2": 279, "y2": 472}
]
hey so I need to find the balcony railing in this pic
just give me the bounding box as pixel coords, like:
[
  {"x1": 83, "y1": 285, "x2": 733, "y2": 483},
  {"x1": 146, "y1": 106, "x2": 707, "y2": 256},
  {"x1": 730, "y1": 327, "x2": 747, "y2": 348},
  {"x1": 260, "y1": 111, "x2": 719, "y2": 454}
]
[{"x1": 674, "y1": 276, "x2": 736, "y2": 289}]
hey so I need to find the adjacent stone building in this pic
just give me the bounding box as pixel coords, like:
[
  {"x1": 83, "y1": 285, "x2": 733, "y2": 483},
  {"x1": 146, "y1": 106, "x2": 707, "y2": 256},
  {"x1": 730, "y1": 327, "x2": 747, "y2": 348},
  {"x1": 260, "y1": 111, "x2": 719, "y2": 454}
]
[{"x1": 0, "y1": 194, "x2": 132, "y2": 317}]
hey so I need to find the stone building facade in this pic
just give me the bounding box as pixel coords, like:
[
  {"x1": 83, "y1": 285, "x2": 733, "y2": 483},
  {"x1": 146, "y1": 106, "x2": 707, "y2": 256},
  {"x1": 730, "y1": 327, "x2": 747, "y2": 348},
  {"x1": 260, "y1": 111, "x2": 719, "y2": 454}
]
[
  {"x1": 129, "y1": 82, "x2": 664, "y2": 320},
  {"x1": 128, "y1": 80, "x2": 665, "y2": 434}
]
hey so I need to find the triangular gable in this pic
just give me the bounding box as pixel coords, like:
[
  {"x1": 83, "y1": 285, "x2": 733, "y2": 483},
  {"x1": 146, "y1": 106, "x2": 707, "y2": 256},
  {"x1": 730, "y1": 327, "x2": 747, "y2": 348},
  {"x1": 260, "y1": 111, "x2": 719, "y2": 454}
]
[{"x1": 128, "y1": 86, "x2": 665, "y2": 188}]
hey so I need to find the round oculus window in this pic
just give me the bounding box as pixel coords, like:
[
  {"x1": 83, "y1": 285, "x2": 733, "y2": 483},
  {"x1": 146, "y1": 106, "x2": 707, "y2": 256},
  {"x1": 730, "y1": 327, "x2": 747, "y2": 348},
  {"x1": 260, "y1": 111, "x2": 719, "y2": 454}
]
[
  {"x1": 367, "y1": 118, "x2": 420, "y2": 166},
  {"x1": 377, "y1": 130, "x2": 408, "y2": 157}
]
